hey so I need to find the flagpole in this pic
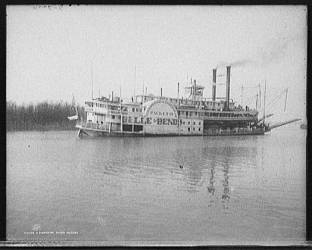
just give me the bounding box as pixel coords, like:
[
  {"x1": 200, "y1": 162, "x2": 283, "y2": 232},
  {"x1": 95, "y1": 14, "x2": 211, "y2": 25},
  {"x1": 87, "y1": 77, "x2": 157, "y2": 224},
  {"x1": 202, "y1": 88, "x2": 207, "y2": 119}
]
[{"x1": 120, "y1": 85, "x2": 123, "y2": 133}]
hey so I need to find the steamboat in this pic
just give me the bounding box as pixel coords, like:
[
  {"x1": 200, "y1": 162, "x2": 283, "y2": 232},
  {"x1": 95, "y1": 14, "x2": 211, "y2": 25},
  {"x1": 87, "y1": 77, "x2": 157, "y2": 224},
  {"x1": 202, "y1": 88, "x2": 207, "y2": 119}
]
[{"x1": 73, "y1": 66, "x2": 300, "y2": 137}]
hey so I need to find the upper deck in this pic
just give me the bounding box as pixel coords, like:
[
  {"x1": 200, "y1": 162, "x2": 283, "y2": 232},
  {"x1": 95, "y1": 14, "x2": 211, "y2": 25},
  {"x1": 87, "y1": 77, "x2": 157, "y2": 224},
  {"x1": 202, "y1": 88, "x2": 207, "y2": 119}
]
[{"x1": 84, "y1": 94, "x2": 258, "y2": 123}]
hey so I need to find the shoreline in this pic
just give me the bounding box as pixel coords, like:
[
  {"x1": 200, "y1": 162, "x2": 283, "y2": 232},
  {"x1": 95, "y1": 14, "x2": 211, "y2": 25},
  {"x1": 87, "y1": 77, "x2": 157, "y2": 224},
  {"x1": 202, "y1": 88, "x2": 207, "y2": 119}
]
[{"x1": 6, "y1": 127, "x2": 76, "y2": 132}]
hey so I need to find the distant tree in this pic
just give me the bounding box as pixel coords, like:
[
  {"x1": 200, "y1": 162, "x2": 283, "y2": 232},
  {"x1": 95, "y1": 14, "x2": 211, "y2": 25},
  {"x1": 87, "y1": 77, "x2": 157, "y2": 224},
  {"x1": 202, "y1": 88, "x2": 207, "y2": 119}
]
[{"x1": 6, "y1": 101, "x2": 84, "y2": 131}]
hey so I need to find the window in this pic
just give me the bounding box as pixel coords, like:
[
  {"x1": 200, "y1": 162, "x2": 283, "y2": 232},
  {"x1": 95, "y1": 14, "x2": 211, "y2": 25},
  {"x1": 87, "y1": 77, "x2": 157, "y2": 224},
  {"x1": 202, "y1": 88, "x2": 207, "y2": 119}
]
[
  {"x1": 199, "y1": 122, "x2": 201, "y2": 125},
  {"x1": 193, "y1": 122, "x2": 195, "y2": 125},
  {"x1": 112, "y1": 115, "x2": 115, "y2": 119},
  {"x1": 188, "y1": 121, "x2": 190, "y2": 125},
  {"x1": 132, "y1": 108, "x2": 135, "y2": 112},
  {"x1": 199, "y1": 128, "x2": 201, "y2": 131},
  {"x1": 188, "y1": 127, "x2": 190, "y2": 132},
  {"x1": 193, "y1": 127, "x2": 195, "y2": 131},
  {"x1": 134, "y1": 125, "x2": 143, "y2": 132}
]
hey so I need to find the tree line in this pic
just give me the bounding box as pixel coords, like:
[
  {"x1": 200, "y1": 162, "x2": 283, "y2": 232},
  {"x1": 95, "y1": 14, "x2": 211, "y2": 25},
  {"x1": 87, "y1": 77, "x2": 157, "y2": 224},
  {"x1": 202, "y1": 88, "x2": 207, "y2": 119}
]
[{"x1": 6, "y1": 101, "x2": 85, "y2": 131}]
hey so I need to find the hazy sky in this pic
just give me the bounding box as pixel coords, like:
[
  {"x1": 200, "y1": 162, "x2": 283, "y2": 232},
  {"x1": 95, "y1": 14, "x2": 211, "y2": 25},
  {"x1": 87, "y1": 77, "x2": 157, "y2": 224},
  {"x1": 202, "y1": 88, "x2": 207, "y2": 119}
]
[{"x1": 7, "y1": 5, "x2": 306, "y2": 121}]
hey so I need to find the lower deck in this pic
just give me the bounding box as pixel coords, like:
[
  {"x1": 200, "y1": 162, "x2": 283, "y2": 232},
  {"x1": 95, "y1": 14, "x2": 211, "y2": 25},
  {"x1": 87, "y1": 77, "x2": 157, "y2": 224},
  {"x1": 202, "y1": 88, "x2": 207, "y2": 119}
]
[{"x1": 76, "y1": 124, "x2": 265, "y2": 137}]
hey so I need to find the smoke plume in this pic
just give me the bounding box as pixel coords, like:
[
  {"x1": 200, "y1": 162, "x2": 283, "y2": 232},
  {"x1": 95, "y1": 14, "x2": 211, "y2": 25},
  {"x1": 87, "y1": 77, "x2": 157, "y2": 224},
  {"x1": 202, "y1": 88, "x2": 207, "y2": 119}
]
[{"x1": 216, "y1": 34, "x2": 303, "y2": 69}]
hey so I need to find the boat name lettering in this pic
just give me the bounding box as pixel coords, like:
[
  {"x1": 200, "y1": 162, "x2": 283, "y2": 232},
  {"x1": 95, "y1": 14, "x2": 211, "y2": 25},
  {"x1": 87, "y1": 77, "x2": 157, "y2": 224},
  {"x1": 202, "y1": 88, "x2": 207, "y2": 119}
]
[
  {"x1": 146, "y1": 117, "x2": 177, "y2": 125},
  {"x1": 150, "y1": 111, "x2": 174, "y2": 116}
]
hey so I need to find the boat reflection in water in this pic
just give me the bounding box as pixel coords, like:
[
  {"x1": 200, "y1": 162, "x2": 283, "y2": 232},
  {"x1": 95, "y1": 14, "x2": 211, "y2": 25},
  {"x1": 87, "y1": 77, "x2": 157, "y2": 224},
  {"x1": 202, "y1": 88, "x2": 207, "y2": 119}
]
[{"x1": 7, "y1": 130, "x2": 305, "y2": 244}]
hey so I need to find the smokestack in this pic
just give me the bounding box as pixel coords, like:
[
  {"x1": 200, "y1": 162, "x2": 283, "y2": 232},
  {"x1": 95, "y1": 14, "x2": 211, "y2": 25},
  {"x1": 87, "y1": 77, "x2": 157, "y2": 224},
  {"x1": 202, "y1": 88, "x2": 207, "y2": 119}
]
[
  {"x1": 212, "y1": 69, "x2": 217, "y2": 102},
  {"x1": 161, "y1": 88, "x2": 162, "y2": 97},
  {"x1": 226, "y1": 66, "x2": 231, "y2": 110},
  {"x1": 112, "y1": 91, "x2": 114, "y2": 102}
]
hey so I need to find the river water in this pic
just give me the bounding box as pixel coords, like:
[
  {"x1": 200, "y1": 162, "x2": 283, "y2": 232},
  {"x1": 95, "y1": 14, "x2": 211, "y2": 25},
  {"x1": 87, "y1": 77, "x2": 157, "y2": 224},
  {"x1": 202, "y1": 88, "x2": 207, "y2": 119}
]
[{"x1": 7, "y1": 128, "x2": 306, "y2": 245}]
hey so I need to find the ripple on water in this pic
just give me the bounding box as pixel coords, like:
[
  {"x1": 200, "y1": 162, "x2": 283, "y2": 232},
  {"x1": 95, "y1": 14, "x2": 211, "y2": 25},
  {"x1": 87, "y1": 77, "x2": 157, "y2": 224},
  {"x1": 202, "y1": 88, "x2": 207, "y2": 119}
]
[{"x1": 6, "y1": 130, "x2": 306, "y2": 243}]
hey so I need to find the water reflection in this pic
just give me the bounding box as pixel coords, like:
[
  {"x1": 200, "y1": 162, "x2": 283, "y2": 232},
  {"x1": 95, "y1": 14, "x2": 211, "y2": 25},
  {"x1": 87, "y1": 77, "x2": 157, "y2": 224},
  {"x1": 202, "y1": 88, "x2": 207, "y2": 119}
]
[
  {"x1": 65, "y1": 136, "x2": 266, "y2": 213},
  {"x1": 221, "y1": 155, "x2": 230, "y2": 210},
  {"x1": 207, "y1": 167, "x2": 215, "y2": 195},
  {"x1": 7, "y1": 131, "x2": 306, "y2": 242},
  {"x1": 221, "y1": 148, "x2": 230, "y2": 203},
  {"x1": 207, "y1": 148, "x2": 216, "y2": 195}
]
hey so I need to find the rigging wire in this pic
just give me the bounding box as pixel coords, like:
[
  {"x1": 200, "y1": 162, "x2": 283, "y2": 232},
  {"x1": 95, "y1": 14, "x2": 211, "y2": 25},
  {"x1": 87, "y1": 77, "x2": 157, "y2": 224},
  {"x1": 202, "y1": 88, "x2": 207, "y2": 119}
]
[{"x1": 263, "y1": 88, "x2": 289, "y2": 114}]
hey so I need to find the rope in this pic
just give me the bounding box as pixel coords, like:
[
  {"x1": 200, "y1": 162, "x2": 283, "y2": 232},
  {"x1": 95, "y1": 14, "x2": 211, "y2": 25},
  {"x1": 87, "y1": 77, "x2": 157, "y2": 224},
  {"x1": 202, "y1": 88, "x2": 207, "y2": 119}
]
[{"x1": 264, "y1": 88, "x2": 288, "y2": 113}]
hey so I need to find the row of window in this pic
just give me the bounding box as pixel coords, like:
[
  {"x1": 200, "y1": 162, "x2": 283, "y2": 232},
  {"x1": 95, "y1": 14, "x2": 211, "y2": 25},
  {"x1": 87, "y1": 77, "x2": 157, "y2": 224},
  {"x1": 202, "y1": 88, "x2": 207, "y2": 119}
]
[
  {"x1": 178, "y1": 111, "x2": 254, "y2": 118},
  {"x1": 131, "y1": 107, "x2": 143, "y2": 112},
  {"x1": 187, "y1": 127, "x2": 201, "y2": 132},
  {"x1": 89, "y1": 102, "x2": 146, "y2": 113},
  {"x1": 180, "y1": 120, "x2": 201, "y2": 126}
]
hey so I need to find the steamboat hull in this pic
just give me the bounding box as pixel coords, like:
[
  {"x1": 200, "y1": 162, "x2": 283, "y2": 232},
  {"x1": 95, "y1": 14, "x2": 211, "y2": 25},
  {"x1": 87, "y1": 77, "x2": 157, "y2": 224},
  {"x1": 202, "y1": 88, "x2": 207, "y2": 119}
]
[{"x1": 76, "y1": 125, "x2": 265, "y2": 138}]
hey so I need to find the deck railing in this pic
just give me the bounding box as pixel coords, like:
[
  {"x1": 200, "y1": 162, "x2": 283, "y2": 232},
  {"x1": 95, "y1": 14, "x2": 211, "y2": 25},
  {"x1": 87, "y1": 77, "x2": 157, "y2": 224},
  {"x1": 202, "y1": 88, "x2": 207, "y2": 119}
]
[
  {"x1": 78, "y1": 121, "x2": 109, "y2": 131},
  {"x1": 204, "y1": 127, "x2": 264, "y2": 136}
]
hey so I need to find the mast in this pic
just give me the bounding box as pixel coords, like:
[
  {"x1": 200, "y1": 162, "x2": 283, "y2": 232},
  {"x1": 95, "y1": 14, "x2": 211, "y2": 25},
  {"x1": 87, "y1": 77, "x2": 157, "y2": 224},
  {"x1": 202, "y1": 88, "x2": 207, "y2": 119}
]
[
  {"x1": 120, "y1": 86, "x2": 123, "y2": 132},
  {"x1": 263, "y1": 80, "x2": 267, "y2": 125},
  {"x1": 194, "y1": 79, "x2": 196, "y2": 104},
  {"x1": 133, "y1": 65, "x2": 136, "y2": 101},
  {"x1": 142, "y1": 81, "x2": 145, "y2": 104},
  {"x1": 241, "y1": 85, "x2": 244, "y2": 106},
  {"x1": 177, "y1": 82, "x2": 180, "y2": 107},
  {"x1": 91, "y1": 61, "x2": 94, "y2": 100},
  {"x1": 284, "y1": 88, "x2": 288, "y2": 112},
  {"x1": 258, "y1": 83, "x2": 261, "y2": 108}
]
